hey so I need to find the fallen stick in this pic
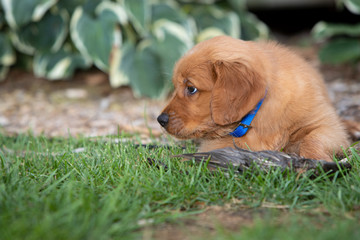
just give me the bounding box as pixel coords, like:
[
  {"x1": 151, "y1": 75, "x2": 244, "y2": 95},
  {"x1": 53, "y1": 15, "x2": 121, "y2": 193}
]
[{"x1": 176, "y1": 147, "x2": 352, "y2": 176}]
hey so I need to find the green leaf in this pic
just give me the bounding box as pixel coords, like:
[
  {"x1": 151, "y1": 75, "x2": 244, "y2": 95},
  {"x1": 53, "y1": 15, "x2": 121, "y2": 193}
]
[
  {"x1": 109, "y1": 41, "x2": 135, "y2": 88},
  {"x1": 191, "y1": 5, "x2": 240, "y2": 38},
  {"x1": 33, "y1": 48, "x2": 91, "y2": 80},
  {"x1": 56, "y1": 0, "x2": 87, "y2": 15},
  {"x1": 129, "y1": 44, "x2": 164, "y2": 98},
  {"x1": 151, "y1": 20, "x2": 193, "y2": 85},
  {"x1": 95, "y1": 1, "x2": 128, "y2": 25},
  {"x1": 196, "y1": 27, "x2": 226, "y2": 42},
  {"x1": 312, "y1": 21, "x2": 360, "y2": 41},
  {"x1": 123, "y1": 0, "x2": 150, "y2": 37},
  {"x1": 239, "y1": 12, "x2": 269, "y2": 40},
  {"x1": 151, "y1": 2, "x2": 184, "y2": 23},
  {"x1": 111, "y1": 41, "x2": 165, "y2": 98},
  {"x1": 110, "y1": 40, "x2": 169, "y2": 98},
  {"x1": 319, "y1": 38, "x2": 360, "y2": 64},
  {"x1": 226, "y1": 0, "x2": 246, "y2": 12},
  {"x1": 10, "y1": 10, "x2": 68, "y2": 55},
  {"x1": 344, "y1": 0, "x2": 360, "y2": 15},
  {"x1": 1, "y1": 0, "x2": 57, "y2": 29},
  {"x1": 0, "y1": 65, "x2": 9, "y2": 81},
  {"x1": 151, "y1": 2, "x2": 196, "y2": 38},
  {"x1": 70, "y1": 3, "x2": 122, "y2": 72},
  {"x1": 110, "y1": 20, "x2": 193, "y2": 97},
  {"x1": 0, "y1": 32, "x2": 15, "y2": 66}
]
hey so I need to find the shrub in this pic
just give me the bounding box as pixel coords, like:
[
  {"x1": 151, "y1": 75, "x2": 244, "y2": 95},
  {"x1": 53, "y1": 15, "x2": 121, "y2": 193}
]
[
  {"x1": 0, "y1": 0, "x2": 268, "y2": 98},
  {"x1": 312, "y1": 0, "x2": 360, "y2": 65}
]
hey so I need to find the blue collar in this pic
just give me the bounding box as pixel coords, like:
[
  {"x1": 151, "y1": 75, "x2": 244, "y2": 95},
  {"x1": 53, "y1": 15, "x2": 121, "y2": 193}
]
[{"x1": 229, "y1": 91, "x2": 267, "y2": 138}]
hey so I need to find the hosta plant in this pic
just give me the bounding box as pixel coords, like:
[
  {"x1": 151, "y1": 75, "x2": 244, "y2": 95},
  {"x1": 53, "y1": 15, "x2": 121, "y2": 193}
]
[
  {"x1": 0, "y1": 0, "x2": 269, "y2": 98},
  {"x1": 312, "y1": 0, "x2": 360, "y2": 65}
]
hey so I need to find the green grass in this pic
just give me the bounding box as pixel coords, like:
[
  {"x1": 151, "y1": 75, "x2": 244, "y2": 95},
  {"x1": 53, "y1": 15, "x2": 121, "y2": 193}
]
[{"x1": 0, "y1": 133, "x2": 360, "y2": 239}]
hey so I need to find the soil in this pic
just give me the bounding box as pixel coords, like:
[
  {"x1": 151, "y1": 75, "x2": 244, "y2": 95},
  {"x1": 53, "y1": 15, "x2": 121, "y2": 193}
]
[
  {"x1": 0, "y1": 69, "x2": 165, "y2": 142},
  {"x1": 144, "y1": 205, "x2": 260, "y2": 240}
]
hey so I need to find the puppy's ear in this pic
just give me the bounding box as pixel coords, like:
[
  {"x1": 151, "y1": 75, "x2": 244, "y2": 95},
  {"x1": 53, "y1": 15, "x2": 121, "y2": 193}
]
[{"x1": 211, "y1": 60, "x2": 266, "y2": 125}]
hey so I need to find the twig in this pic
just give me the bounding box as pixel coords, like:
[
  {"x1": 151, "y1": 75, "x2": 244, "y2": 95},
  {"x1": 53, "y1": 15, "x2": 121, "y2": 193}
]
[{"x1": 176, "y1": 147, "x2": 352, "y2": 176}]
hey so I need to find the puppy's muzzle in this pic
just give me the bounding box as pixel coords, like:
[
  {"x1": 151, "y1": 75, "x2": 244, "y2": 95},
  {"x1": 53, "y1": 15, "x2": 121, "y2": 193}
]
[{"x1": 157, "y1": 113, "x2": 169, "y2": 128}]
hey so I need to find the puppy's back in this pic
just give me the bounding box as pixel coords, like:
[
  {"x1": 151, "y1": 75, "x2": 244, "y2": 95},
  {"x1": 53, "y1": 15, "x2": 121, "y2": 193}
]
[{"x1": 254, "y1": 41, "x2": 349, "y2": 160}]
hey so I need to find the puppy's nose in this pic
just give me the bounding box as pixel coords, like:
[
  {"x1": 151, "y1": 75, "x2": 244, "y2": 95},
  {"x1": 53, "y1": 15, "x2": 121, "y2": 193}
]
[{"x1": 157, "y1": 113, "x2": 169, "y2": 128}]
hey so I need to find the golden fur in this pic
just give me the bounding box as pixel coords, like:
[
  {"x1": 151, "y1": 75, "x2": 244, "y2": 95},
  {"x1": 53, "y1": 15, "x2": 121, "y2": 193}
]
[{"x1": 158, "y1": 36, "x2": 349, "y2": 162}]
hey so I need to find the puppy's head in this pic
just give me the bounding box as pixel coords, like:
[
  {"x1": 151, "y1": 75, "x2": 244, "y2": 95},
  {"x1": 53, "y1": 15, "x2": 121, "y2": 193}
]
[{"x1": 157, "y1": 36, "x2": 267, "y2": 139}]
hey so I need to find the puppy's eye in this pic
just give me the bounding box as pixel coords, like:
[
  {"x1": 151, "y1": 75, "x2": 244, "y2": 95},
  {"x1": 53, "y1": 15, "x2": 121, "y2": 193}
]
[{"x1": 187, "y1": 86, "x2": 198, "y2": 95}]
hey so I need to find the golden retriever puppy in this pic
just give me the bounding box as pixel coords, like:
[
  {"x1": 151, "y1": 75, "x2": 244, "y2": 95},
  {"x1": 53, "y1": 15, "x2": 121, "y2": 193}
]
[{"x1": 157, "y1": 36, "x2": 349, "y2": 162}]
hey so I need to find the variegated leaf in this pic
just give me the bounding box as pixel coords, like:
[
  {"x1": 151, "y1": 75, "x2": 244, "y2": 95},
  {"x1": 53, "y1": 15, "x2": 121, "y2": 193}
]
[
  {"x1": 312, "y1": 21, "x2": 360, "y2": 41},
  {"x1": 0, "y1": 65, "x2": 9, "y2": 81},
  {"x1": 70, "y1": 2, "x2": 123, "y2": 72},
  {"x1": 0, "y1": 32, "x2": 15, "y2": 66},
  {"x1": 10, "y1": 10, "x2": 68, "y2": 55},
  {"x1": 33, "y1": 48, "x2": 91, "y2": 80},
  {"x1": 122, "y1": 0, "x2": 150, "y2": 36},
  {"x1": 1, "y1": 0, "x2": 57, "y2": 29},
  {"x1": 151, "y1": 19, "x2": 193, "y2": 87},
  {"x1": 191, "y1": 5, "x2": 240, "y2": 38},
  {"x1": 344, "y1": 0, "x2": 360, "y2": 15},
  {"x1": 129, "y1": 44, "x2": 164, "y2": 98},
  {"x1": 109, "y1": 42, "x2": 135, "y2": 88}
]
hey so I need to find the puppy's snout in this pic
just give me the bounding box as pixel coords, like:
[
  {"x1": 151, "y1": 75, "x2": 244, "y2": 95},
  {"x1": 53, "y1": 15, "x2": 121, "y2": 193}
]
[{"x1": 157, "y1": 113, "x2": 169, "y2": 128}]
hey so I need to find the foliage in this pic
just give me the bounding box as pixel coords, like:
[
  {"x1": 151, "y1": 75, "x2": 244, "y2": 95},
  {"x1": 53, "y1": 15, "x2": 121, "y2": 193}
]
[
  {"x1": 0, "y1": 133, "x2": 360, "y2": 239},
  {"x1": 0, "y1": 0, "x2": 268, "y2": 98},
  {"x1": 312, "y1": 0, "x2": 360, "y2": 65}
]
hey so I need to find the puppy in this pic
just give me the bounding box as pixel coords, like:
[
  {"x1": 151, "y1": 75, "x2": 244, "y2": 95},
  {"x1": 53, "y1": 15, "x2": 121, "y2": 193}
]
[{"x1": 157, "y1": 36, "x2": 349, "y2": 162}]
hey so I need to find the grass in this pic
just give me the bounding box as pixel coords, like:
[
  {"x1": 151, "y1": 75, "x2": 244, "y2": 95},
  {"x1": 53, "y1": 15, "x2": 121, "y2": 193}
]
[{"x1": 0, "y1": 133, "x2": 360, "y2": 239}]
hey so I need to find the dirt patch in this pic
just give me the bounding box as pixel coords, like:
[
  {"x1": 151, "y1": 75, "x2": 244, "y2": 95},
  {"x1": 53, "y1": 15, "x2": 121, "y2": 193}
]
[
  {"x1": 141, "y1": 199, "x2": 297, "y2": 240},
  {"x1": 142, "y1": 205, "x2": 263, "y2": 240},
  {"x1": 0, "y1": 69, "x2": 165, "y2": 142}
]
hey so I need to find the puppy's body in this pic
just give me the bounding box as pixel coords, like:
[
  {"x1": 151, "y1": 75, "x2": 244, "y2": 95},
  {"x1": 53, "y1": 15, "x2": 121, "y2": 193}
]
[{"x1": 158, "y1": 36, "x2": 349, "y2": 162}]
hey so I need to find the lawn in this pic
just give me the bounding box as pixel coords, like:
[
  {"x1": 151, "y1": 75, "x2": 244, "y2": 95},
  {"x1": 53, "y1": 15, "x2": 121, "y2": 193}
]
[{"x1": 0, "y1": 133, "x2": 360, "y2": 239}]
